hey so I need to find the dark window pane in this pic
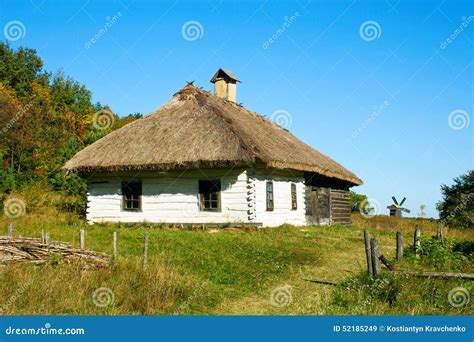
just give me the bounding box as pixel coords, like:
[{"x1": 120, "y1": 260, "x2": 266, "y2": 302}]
[
  {"x1": 122, "y1": 182, "x2": 142, "y2": 211},
  {"x1": 199, "y1": 179, "x2": 221, "y2": 211},
  {"x1": 291, "y1": 183, "x2": 297, "y2": 210},
  {"x1": 266, "y1": 181, "x2": 274, "y2": 211}
]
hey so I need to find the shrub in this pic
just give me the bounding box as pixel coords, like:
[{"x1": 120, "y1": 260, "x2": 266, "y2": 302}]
[
  {"x1": 404, "y1": 235, "x2": 469, "y2": 272},
  {"x1": 437, "y1": 170, "x2": 473, "y2": 229}
]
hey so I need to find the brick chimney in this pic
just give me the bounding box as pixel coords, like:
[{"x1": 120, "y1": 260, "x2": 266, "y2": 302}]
[{"x1": 210, "y1": 68, "x2": 241, "y2": 103}]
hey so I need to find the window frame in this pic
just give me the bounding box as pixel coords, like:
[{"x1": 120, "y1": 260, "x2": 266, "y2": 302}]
[
  {"x1": 291, "y1": 183, "x2": 297, "y2": 210},
  {"x1": 199, "y1": 179, "x2": 222, "y2": 212},
  {"x1": 121, "y1": 181, "x2": 142, "y2": 212},
  {"x1": 266, "y1": 181, "x2": 274, "y2": 211}
]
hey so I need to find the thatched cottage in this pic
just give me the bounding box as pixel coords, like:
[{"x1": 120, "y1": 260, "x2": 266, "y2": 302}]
[{"x1": 64, "y1": 69, "x2": 362, "y2": 226}]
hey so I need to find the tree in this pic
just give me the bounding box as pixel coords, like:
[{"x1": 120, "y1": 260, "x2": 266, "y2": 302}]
[
  {"x1": 350, "y1": 191, "x2": 369, "y2": 212},
  {"x1": 437, "y1": 170, "x2": 473, "y2": 229},
  {"x1": 418, "y1": 204, "x2": 426, "y2": 218},
  {"x1": 0, "y1": 43, "x2": 141, "y2": 216}
]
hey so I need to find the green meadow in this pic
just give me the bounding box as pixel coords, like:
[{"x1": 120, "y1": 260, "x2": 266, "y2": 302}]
[{"x1": 0, "y1": 213, "x2": 472, "y2": 315}]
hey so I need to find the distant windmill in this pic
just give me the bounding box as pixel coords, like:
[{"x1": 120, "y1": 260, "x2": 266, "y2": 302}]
[{"x1": 387, "y1": 196, "x2": 410, "y2": 217}]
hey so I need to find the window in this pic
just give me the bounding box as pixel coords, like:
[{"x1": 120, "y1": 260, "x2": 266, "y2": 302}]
[
  {"x1": 266, "y1": 181, "x2": 274, "y2": 211},
  {"x1": 199, "y1": 179, "x2": 221, "y2": 211},
  {"x1": 291, "y1": 183, "x2": 297, "y2": 210},
  {"x1": 122, "y1": 181, "x2": 142, "y2": 211}
]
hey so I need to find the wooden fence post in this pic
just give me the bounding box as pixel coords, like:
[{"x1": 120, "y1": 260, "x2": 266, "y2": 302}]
[
  {"x1": 414, "y1": 227, "x2": 421, "y2": 256},
  {"x1": 364, "y1": 230, "x2": 373, "y2": 276},
  {"x1": 143, "y1": 233, "x2": 149, "y2": 270},
  {"x1": 370, "y1": 238, "x2": 380, "y2": 277},
  {"x1": 80, "y1": 229, "x2": 85, "y2": 249},
  {"x1": 437, "y1": 225, "x2": 444, "y2": 246},
  {"x1": 396, "y1": 231, "x2": 403, "y2": 260},
  {"x1": 113, "y1": 231, "x2": 117, "y2": 258},
  {"x1": 41, "y1": 228, "x2": 45, "y2": 244},
  {"x1": 7, "y1": 223, "x2": 13, "y2": 237}
]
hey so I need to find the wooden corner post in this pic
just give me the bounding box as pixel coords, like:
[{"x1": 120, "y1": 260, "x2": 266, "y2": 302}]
[
  {"x1": 414, "y1": 227, "x2": 421, "y2": 256},
  {"x1": 364, "y1": 230, "x2": 373, "y2": 276},
  {"x1": 370, "y1": 238, "x2": 380, "y2": 277},
  {"x1": 396, "y1": 231, "x2": 403, "y2": 260}
]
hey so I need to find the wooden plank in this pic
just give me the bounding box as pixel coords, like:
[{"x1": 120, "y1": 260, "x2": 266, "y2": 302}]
[
  {"x1": 393, "y1": 270, "x2": 474, "y2": 280},
  {"x1": 330, "y1": 199, "x2": 350, "y2": 204},
  {"x1": 331, "y1": 209, "x2": 351, "y2": 214},
  {"x1": 379, "y1": 255, "x2": 394, "y2": 270},
  {"x1": 330, "y1": 203, "x2": 351, "y2": 209}
]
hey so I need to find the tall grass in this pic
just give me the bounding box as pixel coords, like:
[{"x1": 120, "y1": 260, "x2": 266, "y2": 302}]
[
  {"x1": 351, "y1": 213, "x2": 473, "y2": 240},
  {"x1": 0, "y1": 212, "x2": 471, "y2": 315}
]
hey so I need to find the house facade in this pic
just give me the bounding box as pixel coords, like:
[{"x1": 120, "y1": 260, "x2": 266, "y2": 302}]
[{"x1": 65, "y1": 69, "x2": 362, "y2": 227}]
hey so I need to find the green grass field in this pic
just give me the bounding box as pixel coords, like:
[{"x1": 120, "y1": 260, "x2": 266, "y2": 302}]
[{"x1": 0, "y1": 213, "x2": 472, "y2": 315}]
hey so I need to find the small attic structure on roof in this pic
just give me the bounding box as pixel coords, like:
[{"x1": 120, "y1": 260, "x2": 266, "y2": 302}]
[
  {"x1": 64, "y1": 69, "x2": 362, "y2": 226},
  {"x1": 210, "y1": 68, "x2": 241, "y2": 103}
]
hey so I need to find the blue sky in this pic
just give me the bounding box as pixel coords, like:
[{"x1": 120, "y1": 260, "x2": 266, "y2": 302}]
[{"x1": 1, "y1": 0, "x2": 472, "y2": 217}]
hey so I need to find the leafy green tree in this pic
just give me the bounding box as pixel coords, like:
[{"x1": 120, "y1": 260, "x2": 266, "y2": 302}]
[
  {"x1": 0, "y1": 44, "x2": 49, "y2": 98},
  {"x1": 350, "y1": 191, "x2": 370, "y2": 212},
  {"x1": 0, "y1": 43, "x2": 141, "y2": 216},
  {"x1": 437, "y1": 170, "x2": 473, "y2": 229}
]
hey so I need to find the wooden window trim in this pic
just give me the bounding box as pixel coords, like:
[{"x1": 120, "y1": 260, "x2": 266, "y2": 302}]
[
  {"x1": 199, "y1": 179, "x2": 222, "y2": 212},
  {"x1": 266, "y1": 181, "x2": 274, "y2": 211},
  {"x1": 291, "y1": 183, "x2": 297, "y2": 210},
  {"x1": 121, "y1": 181, "x2": 142, "y2": 212}
]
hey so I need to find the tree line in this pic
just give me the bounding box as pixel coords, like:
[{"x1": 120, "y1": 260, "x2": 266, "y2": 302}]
[{"x1": 0, "y1": 43, "x2": 140, "y2": 215}]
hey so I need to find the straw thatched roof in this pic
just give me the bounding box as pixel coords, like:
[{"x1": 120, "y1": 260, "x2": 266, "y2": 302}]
[{"x1": 64, "y1": 84, "x2": 362, "y2": 185}]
